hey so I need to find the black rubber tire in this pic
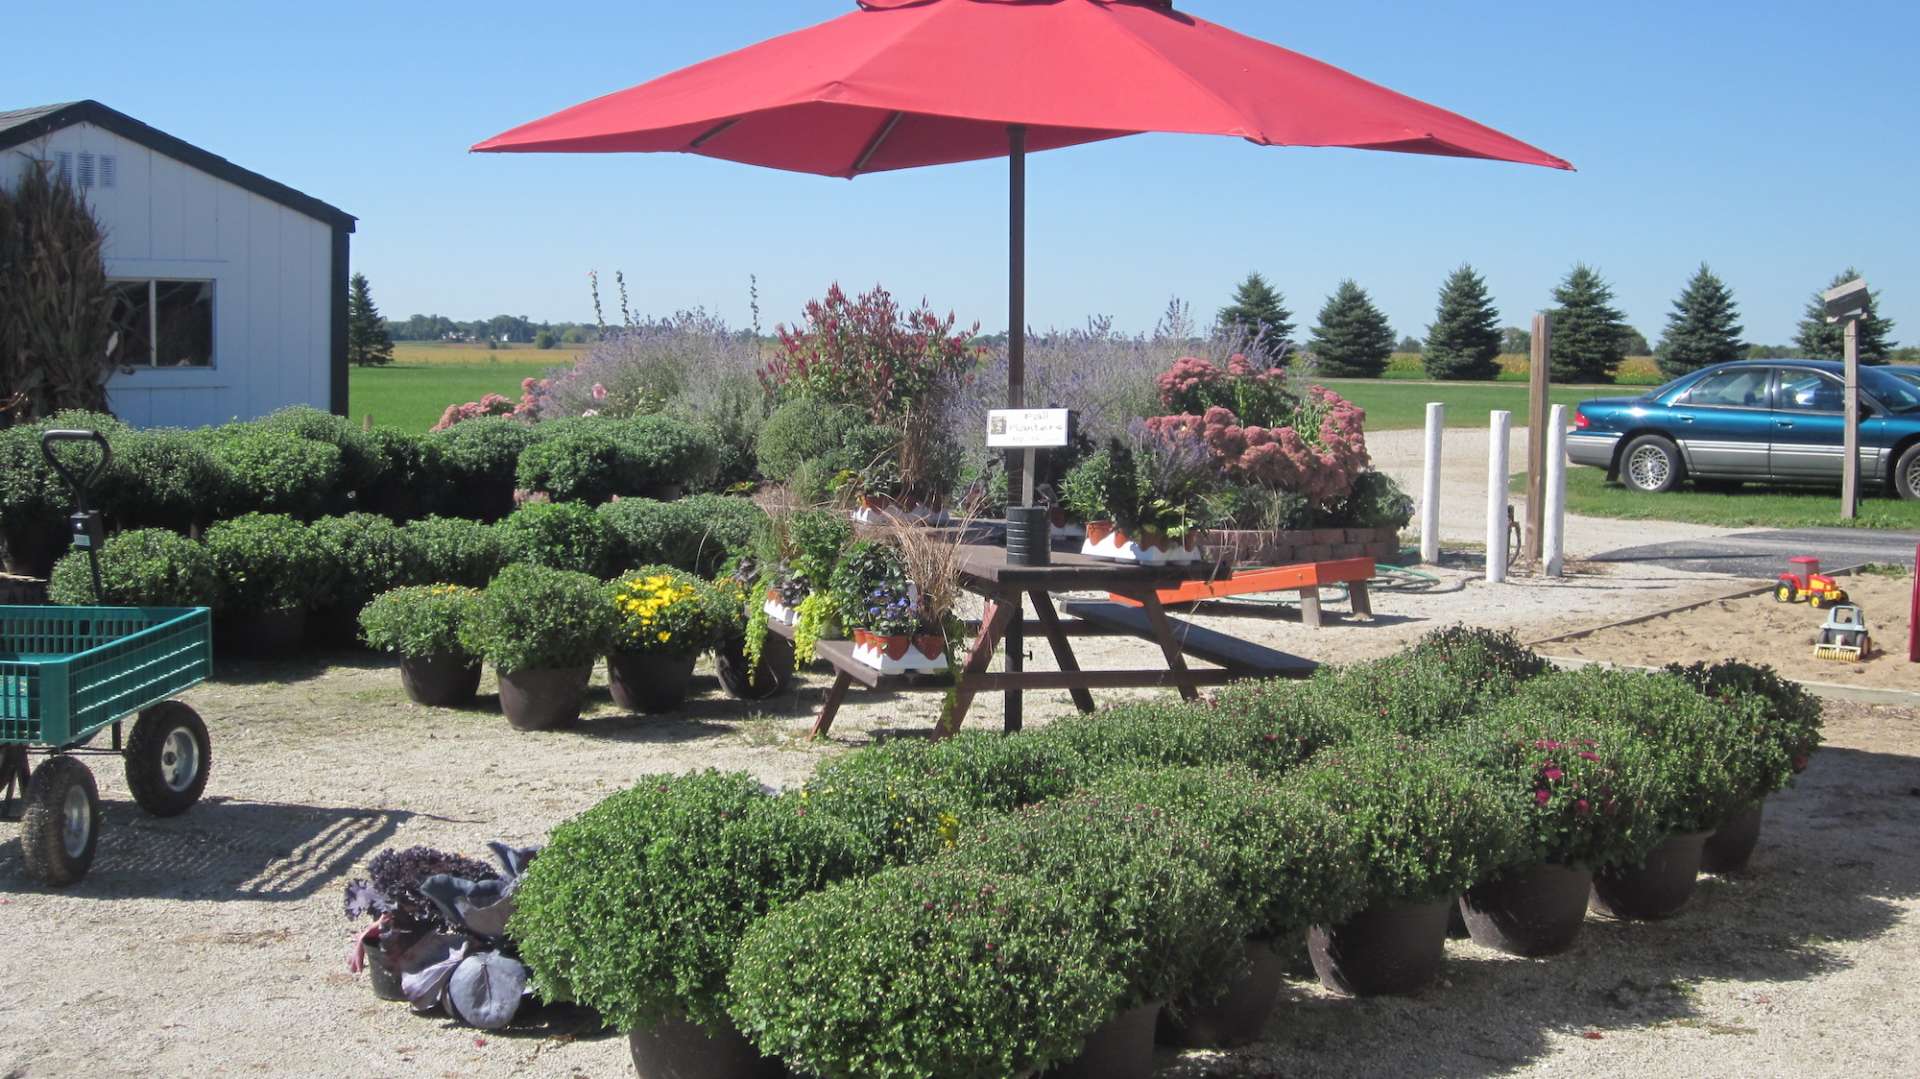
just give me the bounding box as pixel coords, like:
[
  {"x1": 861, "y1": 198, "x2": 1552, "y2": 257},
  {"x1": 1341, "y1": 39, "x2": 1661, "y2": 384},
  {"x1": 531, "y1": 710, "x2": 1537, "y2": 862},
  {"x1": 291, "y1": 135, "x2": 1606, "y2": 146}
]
[
  {"x1": 1620, "y1": 435, "x2": 1683, "y2": 493},
  {"x1": 1774, "y1": 582, "x2": 1798, "y2": 604},
  {"x1": 125, "y1": 701, "x2": 212, "y2": 818},
  {"x1": 21, "y1": 756, "x2": 100, "y2": 886},
  {"x1": 1895, "y1": 444, "x2": 1920, "y2": 501}
]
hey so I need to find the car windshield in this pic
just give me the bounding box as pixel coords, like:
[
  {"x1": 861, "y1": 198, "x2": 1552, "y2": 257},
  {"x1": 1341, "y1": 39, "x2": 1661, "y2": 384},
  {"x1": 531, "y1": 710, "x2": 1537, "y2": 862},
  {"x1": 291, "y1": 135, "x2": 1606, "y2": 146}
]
[{"x1": 1865, "y1": 368, "x2": 1920, "y2": 412}]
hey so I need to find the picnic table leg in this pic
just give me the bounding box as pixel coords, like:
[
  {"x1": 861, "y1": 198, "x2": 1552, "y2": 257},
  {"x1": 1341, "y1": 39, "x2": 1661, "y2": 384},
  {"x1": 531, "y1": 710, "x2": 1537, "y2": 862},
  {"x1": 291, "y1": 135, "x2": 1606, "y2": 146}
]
[
  {"x1": 1349, "y1": 581, "x2": 1373, "y2": 620},
  {"x1": 1299, "y1": 589, "x2": 1324, "y2": 629},
  {"x1": 1004, "y1": 590, "x2": 1023, "y2": 733},
  {"x1": 1029, "y1": 589, "x2": 1095, "y2": 714},
  {"x1": 1136, "y1": 591, "x2": 1201, "y2": 701},
  {"x1": 810, "y1": 671, "x2": 854, "y2": 740},
  {"x1": 938, "y1": 599, "x2": 1016, "y2": 739}
]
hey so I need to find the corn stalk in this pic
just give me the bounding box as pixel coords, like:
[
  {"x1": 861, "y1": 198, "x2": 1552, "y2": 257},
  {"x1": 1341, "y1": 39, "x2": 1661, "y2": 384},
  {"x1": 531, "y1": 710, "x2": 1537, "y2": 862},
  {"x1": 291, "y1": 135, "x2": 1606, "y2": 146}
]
[{"x1": 0, "y1": 159, "x2": 117, "y2": 423}]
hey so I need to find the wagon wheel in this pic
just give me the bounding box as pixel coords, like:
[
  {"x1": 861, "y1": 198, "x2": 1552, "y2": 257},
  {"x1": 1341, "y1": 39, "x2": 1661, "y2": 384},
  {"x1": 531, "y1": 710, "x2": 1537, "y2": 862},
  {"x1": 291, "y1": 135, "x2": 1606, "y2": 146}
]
[
  {"x1": 125, "y1": 701, "x2": 212, "y2": 818},
  {"x1": 21, "y1": 756, "x2": 101, "y2": 886}
]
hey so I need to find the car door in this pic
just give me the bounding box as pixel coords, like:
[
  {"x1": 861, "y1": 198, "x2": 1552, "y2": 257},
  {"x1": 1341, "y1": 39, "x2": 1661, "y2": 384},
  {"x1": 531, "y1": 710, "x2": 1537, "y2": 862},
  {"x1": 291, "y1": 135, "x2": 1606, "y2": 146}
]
[
  {"x1": 1669, "y1": 367, "x2": 1774, "y2": 477},
  {"x1": 1770, "y1": 367, "x2": 1881, "y2": 480}
]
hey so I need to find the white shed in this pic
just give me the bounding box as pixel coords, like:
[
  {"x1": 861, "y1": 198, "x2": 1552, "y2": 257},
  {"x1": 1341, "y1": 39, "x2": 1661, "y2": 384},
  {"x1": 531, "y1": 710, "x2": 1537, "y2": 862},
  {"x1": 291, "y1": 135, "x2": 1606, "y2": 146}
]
[{"x1": 0, "y1": 100, "x2": 357, "y2": 428}]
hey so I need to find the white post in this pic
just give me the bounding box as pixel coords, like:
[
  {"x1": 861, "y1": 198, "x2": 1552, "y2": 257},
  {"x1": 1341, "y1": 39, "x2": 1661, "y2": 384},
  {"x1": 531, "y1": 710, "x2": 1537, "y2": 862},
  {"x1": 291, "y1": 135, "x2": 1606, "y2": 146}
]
[
  {"x1": 1544, "y1": 404, "x2": 1568, "y2": 578},
  {"x1": 1420, "y1": 402, "x2": 1445, "y2": 564},
  {"x1": 1486, "y1": 410, "x2": 1511, "y2": 584}
]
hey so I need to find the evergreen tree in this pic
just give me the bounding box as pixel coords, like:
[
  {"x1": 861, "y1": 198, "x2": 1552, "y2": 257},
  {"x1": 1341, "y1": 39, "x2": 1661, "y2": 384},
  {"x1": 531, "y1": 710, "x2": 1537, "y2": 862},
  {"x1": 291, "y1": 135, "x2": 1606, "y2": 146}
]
[
  {"x1": 1422, "y1": 265, "x2": 1503, "y2": 380},
  {"x1": 1793, "y1": 268, "x2": 1896, "y2": 364},
  {"x1": 1216, "y1": 271, "x2": 1293, "y2": 364},
  {"x1": 347, "y1": 272, "x2": 395, "y2": 367},
  {"x1": 1308, "y1": 280, "x2": 1395, "y2": 378},
  {"x1": 1548, "y1": 263, "x2": 1629, "y2": 383},
  {"x1": 1655, "y1": 264, "x2": 1744, "y2": 378}
]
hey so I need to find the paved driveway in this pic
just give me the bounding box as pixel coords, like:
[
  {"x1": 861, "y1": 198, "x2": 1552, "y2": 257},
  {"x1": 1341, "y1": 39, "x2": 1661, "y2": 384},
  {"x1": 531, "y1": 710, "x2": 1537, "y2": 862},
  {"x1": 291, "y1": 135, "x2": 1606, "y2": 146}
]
[{"x1": 1589, "y1": 527, "x2": 1920, "y2": 578}]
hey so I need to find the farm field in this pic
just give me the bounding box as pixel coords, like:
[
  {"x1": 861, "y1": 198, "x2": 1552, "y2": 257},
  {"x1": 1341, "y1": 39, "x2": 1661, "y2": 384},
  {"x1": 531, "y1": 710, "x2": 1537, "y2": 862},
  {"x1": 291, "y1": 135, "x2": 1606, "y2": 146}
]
[{"x1": 1379, "y1": 351, "x2": 1667, "y2": 386}]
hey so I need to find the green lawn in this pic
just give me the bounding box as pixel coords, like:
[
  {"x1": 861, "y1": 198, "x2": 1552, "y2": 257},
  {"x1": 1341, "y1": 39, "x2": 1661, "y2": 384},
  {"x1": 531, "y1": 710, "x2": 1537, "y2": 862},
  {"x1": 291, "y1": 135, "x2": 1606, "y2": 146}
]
[
  {"x1": 1325, "y1": 379, "x2": 1624, "y2": 432},
  {"x1": 1527, "y1": 467, "x2": 1920, "y2": 531},
  {"x1": 349, "y1": 361, "x2": 569, "y2": 431}
]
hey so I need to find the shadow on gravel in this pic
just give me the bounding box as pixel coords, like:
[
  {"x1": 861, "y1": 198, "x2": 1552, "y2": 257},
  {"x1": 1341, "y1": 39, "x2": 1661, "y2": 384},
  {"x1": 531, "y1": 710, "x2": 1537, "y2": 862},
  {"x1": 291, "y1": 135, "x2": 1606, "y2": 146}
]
[
  {"x1": 0, "y1": 796, "x2": 413, "y2": 902},
  {"x1": 211, "y1": 647, "x2": 391, "y2": 687},
  {"x1": 1158, "y1": 744, "x2": 1920, "y2": 1078}
]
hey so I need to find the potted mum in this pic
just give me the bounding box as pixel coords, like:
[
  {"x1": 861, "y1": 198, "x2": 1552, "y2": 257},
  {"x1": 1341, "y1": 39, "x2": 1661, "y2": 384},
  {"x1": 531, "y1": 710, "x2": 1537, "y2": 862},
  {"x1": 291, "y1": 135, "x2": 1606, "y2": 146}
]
[
  {"x1": 607, "y1": 566, "x2": 719, "y2": 714},
  {"x1": 1666, "y1": 660, "x2": 1823, "y2": 873},
  {"x1": 1070, "y1": 426, "x2": 1218, "y2": 566},
  {"x1": 511, "y1": 772, "x2": 875, "y2": 1079},
  {"x1": 203, "y1": 513, "x2": 328, "y2": 657},
  {"x1": 1286, "y1": 737, "x2": 1523, "y2": 996},
  {"x1": 359, "y1": 584, "x2": 486, "y2": 708},
  {"x1": 460, "y1": 563, "x2": 616, "y2": 731}
]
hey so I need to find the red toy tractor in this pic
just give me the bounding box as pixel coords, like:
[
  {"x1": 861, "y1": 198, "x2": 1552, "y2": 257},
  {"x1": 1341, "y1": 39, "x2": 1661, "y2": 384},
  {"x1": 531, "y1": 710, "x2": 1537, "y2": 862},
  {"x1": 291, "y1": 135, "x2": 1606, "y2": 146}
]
[{"x1": 1775, "y1": 556, "x2": 1848, "y2": 609}]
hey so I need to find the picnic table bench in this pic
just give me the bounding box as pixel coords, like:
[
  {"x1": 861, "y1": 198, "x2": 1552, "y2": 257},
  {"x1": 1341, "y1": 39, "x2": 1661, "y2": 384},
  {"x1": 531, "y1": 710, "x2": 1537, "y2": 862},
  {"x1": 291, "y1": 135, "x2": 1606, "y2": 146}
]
[
  {"x1": 793, "y1": 544, "x2": 1318, "y2": 738},
  {"x1": 1108, "y1": 556, "x2": 1376, "y2": 628}
]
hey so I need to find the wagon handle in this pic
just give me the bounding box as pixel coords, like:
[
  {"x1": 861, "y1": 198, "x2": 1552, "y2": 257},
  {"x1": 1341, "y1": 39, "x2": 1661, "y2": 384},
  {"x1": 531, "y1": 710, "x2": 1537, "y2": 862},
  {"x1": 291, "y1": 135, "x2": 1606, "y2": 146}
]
[{"x1": 40, "y1": 429, "x2": 112, "y2": 504}]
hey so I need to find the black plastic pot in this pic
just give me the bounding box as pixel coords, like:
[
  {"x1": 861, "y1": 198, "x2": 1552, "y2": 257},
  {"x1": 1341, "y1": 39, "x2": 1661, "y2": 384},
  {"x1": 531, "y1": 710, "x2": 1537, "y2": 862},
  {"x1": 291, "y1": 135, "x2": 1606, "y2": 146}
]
[
  {"x1": 364, "y1": 929, "x2": 422, "y2": 1002},
  {"x1": 217, "y1": 608, "x2": 309, "y2": 659},
  {"x1": 1158, "y1": 938, "x2": 1285, "y2": 1049},
  {"x1": 1461, "y1": 863, "x2": 1594, "y2": 957},
  {"x1": 400, "y1": 652, "x2": 484, "y2": 708},
  {"x1": 1047, "y1": 1001, "x2": 1161, "y2": 1079},
  {"x1": 1309, "y1": 897, "x2": 1451, "y2": 996},
  {"x1": 1005, "y1": 505, "x2": 1052, "y2": 567},
  {"x1": 1702, "y1": 801, "x2": 1765, "y2": 874},
  {"x1": 626, "y1": 1012, "x2": 787, "y2": 1079},
  {"x1": 609, "y1": 651, "x2": 698, "y2": 714},
  {"x1": 1590, "y1": 831, "x2": 1711, "y2": 921},
  {"x1": 497, "y1": 664, "x2": 592, "y2": 731},
  {"x1": 714, "y1": 632, "x2": 793, "y2": 701}
]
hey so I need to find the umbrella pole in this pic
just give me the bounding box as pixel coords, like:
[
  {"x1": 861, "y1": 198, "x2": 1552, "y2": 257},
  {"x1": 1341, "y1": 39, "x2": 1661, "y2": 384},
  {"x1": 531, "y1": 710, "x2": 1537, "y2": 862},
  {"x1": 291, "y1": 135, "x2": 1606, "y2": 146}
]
[{"x1": 1005, "y1": 123, "x2": 1027, "y2": 733}]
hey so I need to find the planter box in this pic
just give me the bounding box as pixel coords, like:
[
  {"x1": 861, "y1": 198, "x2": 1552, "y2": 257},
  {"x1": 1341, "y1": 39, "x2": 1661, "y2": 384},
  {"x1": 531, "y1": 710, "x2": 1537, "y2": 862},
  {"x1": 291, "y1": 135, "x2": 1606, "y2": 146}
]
[
  {"x1": 1082, "y1": 521, "x2": 1200, "y2": 566},
  {"x1": 850, "y1": 629, "x2": 949, "y2": 674},
  {"x1": 1200, "y1": 525, "x2": 1399, "y2": 568},
  {"x1": 762, "y1": 596, "x2": 799, "y2": 626}
]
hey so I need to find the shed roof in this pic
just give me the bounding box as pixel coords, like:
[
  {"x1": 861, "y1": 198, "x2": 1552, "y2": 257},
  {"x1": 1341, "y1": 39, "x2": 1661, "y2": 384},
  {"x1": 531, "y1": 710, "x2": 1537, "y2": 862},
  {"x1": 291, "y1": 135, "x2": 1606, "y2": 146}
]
[{"x1": 0, "y1": 100, "x2": 356, "y2": 232}]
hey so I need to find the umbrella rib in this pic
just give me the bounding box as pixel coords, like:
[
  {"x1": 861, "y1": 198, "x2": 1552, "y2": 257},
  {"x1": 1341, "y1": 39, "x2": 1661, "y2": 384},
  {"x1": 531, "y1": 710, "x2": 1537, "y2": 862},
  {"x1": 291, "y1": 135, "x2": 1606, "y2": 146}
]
[
  {"x1": 850, "y1": 110, "x2": 905, "y2": 175},
  {"x1": 690, "y1": 118, "x2": 740, "y2": 149}
]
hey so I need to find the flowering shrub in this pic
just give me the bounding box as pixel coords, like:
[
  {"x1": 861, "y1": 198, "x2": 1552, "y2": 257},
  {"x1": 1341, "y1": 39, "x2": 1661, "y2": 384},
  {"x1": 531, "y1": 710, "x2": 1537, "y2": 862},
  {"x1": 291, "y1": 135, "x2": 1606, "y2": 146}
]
[
  {"x1": 949, "y1": 794, "x2": 1241, "y2": 1012},
  {"x1": 608, "y1": 567, "x2": 716, "y2": 657},
  {"x1": 1157, "y1": 354, "x2": 1299, "y2": 428},
  {"x1": 761, "y1": 283, "x2": 979, "y2": 420},
  {"x1": 729, "y1": 864, "x2": 1118, "y2": 1079},
  {"x1": 1665, "y1": 659, "x2": 1823, "y2": 790},
  {"x1": 358, "y1": 585, "x2": 481, "y2": 660},
  {"x1": 431, "y1": 393, "x2": 517, "y2": 432},
  {"x1": 511, "y1": 772, "x2": 875, "y2": 1033}
]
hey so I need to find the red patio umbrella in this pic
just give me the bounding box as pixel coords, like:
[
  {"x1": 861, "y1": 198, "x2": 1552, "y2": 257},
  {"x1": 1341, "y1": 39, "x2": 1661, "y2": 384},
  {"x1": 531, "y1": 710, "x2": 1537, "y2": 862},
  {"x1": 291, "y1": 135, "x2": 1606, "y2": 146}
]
[{"x1": 474, "y1": 0, "x2": 1571, "y2": 491}]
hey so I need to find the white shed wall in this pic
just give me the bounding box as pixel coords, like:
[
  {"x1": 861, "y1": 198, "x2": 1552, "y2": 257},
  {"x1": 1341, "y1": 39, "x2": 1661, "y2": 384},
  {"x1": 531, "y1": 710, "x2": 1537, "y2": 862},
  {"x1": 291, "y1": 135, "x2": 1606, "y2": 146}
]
[{"x1": 4, "y1": 122, "x2": 335, "y2": 428}]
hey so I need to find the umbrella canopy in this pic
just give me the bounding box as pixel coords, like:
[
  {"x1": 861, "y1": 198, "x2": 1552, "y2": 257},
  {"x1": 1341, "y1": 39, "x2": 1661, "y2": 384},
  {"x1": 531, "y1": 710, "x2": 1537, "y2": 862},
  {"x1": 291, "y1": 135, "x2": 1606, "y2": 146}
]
[{"x1": 473, "y1": 0, "x2": 1571, "y2": 175}]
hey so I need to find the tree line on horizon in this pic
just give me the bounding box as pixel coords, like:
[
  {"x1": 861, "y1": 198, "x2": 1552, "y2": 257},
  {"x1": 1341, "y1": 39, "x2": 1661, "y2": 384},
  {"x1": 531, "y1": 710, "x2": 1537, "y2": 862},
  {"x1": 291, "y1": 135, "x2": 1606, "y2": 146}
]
[{"x1": 1213, "y1": 265, "x2": 1906, "y2": 384}]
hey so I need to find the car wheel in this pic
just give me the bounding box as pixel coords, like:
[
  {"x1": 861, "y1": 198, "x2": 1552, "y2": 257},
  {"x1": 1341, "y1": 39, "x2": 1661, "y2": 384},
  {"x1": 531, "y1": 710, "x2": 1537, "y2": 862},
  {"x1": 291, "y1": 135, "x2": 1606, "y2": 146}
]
[
  {"x1": 1621, "y1": 435, "x2": 1682, "y2": 493},
  {"x1": 1895, "y1": 444, "x2": 1920, "y2": 501}
]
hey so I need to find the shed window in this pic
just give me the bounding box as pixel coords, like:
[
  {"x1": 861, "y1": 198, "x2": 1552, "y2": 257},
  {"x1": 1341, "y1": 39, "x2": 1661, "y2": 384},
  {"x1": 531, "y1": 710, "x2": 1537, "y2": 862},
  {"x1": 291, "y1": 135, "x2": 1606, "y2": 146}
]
[{"x1": 109, "y1": 280, "x2": 214, "y2": 367}]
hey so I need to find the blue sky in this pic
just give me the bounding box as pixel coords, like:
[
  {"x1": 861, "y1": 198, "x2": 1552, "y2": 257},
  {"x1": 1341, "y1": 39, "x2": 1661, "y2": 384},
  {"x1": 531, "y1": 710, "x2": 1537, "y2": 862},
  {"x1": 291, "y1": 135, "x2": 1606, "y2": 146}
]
[{"x1": 6, "y1": 1, "x2": 1917, "y2": 346}]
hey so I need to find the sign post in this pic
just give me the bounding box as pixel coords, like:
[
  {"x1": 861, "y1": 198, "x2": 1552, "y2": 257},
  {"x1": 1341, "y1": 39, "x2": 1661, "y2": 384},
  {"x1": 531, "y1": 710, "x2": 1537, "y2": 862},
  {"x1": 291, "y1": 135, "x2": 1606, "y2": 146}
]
[{"x1": 1823, "y1": 278, "x2": 1870, "y2": 521}]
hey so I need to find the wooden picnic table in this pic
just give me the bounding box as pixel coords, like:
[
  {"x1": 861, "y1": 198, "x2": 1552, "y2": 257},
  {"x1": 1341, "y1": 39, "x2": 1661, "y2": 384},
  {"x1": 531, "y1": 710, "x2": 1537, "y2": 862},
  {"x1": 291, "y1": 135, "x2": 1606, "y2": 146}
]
[{"x1": 800, "y1": 543, "x2": 1313, "y2": 739}]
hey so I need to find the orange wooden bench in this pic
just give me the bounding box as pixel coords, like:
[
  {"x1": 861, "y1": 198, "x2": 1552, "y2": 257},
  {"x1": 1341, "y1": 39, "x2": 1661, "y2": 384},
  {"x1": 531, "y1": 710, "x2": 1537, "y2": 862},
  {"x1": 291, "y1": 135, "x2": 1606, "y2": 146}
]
[{"x1": 1109, "y1": 556, "x2": 1376, "y2": 628}]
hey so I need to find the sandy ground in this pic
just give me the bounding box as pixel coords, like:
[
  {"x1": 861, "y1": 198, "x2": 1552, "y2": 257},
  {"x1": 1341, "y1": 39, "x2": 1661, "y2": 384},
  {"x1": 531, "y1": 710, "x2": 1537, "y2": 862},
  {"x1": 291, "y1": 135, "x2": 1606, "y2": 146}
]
[
  {"x1": 1544, "y1": 571, "x2": 1917, "y2": 693},
  {"x1": 4, "y1": 545, "x2": 1916, "y2": 1078},
  {"x1": 1366, "y1": 426, "x2": 1734, "y2": 560}
]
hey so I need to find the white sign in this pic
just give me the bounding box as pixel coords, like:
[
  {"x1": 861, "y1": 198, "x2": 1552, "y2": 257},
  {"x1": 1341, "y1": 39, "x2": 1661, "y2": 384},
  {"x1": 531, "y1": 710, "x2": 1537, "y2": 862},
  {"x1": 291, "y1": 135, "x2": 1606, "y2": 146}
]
[{"x1": 986, "y1": 408, "x2": 1073, "y2": 449}]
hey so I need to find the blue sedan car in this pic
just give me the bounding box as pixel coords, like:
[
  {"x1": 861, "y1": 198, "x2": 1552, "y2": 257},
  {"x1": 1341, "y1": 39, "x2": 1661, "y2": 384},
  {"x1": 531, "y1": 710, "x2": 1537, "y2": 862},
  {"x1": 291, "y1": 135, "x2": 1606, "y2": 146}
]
[{"x1": 1567, "y1": 359, "x2": 1920, "y2": 499}]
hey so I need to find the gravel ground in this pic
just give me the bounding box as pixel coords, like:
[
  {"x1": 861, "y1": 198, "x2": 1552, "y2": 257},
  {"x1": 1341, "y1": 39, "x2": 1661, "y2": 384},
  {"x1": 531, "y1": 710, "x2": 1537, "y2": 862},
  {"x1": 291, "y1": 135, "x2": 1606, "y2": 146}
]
[{"x1": 4, "y1": 550, "x2": 1914, "y2": 1078}]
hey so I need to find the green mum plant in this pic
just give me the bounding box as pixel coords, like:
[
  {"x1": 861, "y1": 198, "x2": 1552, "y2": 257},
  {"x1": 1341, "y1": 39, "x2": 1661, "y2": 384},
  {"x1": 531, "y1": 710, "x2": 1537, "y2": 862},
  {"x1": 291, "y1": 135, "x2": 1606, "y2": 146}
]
[
  {"x1": 1025, "y1": 698, "x2": 1250, "y2": 780},
  {"x1": 948, "y1": 793, "x2": 1241, "y2": 1013},
  {"x1": 510, "y1": 771, "x2": 875, "y2": 1034},
  {"x1": 800, "y1": 749, "x2": 984, "y2": 867},
  {"x1": 459, "y1": 563, "x2": 615, "y2": 673},
  {"x1": 1406, "y1": 624, "x2": 1550, "y2": 685},
  {"x1": 1505, "y1": 667, "x2": 1776, "y2": 836},
  {"x1": 48, "y1": 529, "x2": 218, "y2": 608},
  {"x1": 496, "y1": 501, "x2": 618, "y2": 578},
  {"x1": 203, "y1": 513, "x2": 328, "y2": 613},
  {"x1": 1204, "y1": 677, "x2": 1360, "y2": 775},
  {"x1": 1286, "y1": 736, "x2": 1525, "y2": 908},
  {"x1": 402, "y1": 516, "x2": 505, "y2": 588},
  {"x1": 358, "y1": 585, "x2": 481, "y2": 661},
  {"x1": 310, "y1": 513, "x2": 418, "y2": 616},
  {"x1": 1089, "y1": 765, "x2": 1366, "y2": 941},
  {"x1": 1666, "y1": 659, "x2": 1823, "y2": 797},
  {"x1": 728, "y1": 863, "x2": 1118, "y2": 1079}
]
